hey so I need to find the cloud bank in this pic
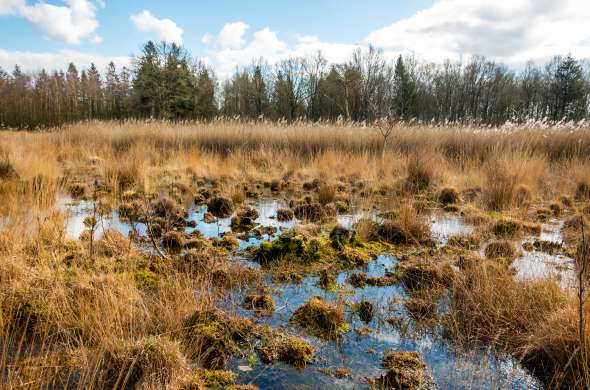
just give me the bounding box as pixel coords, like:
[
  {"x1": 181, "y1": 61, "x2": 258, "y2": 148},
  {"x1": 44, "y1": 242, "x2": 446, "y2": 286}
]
[
  {"x1": 201, "y1": 0, "x2": 590, "y2": 77},
  {"x1": 0, "y1": 48, "x2": 130, "y2": 73},
  {"x1": 130, "y1": 10, "x2": 184, "y2": 45},
  {"x1": 0, "y1": 0, "x2": 103, "y2": 44}
]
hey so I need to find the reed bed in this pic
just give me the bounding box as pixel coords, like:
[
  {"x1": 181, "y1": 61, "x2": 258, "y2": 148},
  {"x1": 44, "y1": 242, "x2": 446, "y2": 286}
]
[{"x1": 0, "y1": 120, "x2": 590, "y2": 388}]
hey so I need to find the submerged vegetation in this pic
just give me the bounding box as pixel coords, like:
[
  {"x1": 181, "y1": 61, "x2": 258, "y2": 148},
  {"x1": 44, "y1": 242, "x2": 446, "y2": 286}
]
[{"x1": 1, "y1": 120, "x2": 590, "y2": 388}]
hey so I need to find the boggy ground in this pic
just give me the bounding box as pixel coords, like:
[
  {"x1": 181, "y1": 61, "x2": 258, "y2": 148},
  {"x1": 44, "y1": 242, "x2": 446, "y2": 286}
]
[{"x1": 1, "y1": 121, "x2": 590, "y2": 389}]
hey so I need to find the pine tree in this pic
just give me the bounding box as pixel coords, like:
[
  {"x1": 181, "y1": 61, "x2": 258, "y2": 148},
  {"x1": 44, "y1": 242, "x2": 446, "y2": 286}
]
[
  {"x1": 393, "y1": 55, "x2": 416, "y2": 120},
  {"x1": 251, "y1": 65, "x2": 269, "y2": 118},
  {"x1": 195, "y1": 67, "x2": 217, "y2": 119},
  {"x1": 87, "y1": 63, "x2": 102, "y2": 117},
  {"x1": 133, "y1": 41, "x2": 161, "y2": 118},
  {"x1": 161, "y1": 43, "x2": 196, "y2": 120},
  {"x1": 65, "y1": 63, "x2": 79, "y2": 121},
  {"x1": 318, "y1": 66, "x2": 346, "y2": 120},
  {"x1": 552, "y1": 55, "x2": 587, "y2": 121}
]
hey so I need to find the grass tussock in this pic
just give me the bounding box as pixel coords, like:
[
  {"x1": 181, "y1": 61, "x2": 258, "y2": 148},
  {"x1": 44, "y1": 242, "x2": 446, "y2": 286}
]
[
  {"x1": 445, "y1": 261, "x2": 568, "y2": 349},
  {"x1": 291, "y1": 297, "x2": 348, "y2": 340},
  {"x1": 482, "y1": 159, "x2": 518, "y2": 211},
  {"x1": 404, "y1": 156, "x2": 435, "y2": 193},
  {"x1": 519, "y1": 306, "x2": 590, "y2": 389},
  {"x1": 2, "y1": 121, "x2": 590, "y2": 388},
  {"x1": 373, "y1": 204, "x2": 432, "y2": 245}
]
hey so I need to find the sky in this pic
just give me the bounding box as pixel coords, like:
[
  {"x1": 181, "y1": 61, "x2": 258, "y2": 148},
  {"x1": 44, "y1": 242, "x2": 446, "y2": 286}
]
[{"x1": 1, "y1": 0, "x2": 590, "y2": 78}]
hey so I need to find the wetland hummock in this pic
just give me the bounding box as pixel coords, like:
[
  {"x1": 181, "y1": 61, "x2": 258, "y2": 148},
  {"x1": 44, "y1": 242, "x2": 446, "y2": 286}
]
[{"x1": 1, "y1": 122, "x2": 589, "y2": 389}]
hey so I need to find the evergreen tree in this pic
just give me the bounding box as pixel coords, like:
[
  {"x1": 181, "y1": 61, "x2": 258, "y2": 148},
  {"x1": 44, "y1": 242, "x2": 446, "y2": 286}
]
[
  {"x1": 552, "y1": 55, "x2": 587, "y2": 121},
  {"x1": 393, "y1": 55, "x2": 416, "y2": 120},
  {"x1": 252, "y1": 65, "x2": 269, "y2": 118},
  {"x1": 161, "y1": 43, "x2": 196, "y2": 119},
  {"x1": 86, "y1": 63, "x2": 102, "y2": 117},
  {"x1": 195, "y1": 67, "x2": 217, "y2": 119},
  {"x1": 65, "y1": 63, "x2": 79, "y2": 120},
  {"x1": 318, "y1": 66, "x2": 346, "y2": 120},
  {"x1": 133, "y1": 41, "x2": 162, "y2": 118}
]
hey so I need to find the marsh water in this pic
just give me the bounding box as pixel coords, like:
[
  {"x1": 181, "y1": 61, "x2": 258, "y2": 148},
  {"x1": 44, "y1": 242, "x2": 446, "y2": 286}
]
[{"x1": 57, "y1": 197, "x2": 579, "y2": 389}]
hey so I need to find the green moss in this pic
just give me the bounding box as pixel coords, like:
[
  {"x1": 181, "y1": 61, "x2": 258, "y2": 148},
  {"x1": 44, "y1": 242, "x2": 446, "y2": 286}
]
[
  {"x1": 487, "y1": 211, "x2": 502, "y2": 220},
  {"x1": 492, "y1": 219, "x2": 521, "y2": 237},
  {"x1": 329, "y1": 226, "x2": 363, "y2": 249},
  {"x1": 338, "y1": 246, "x2": 372, "y2": 267},
  {"x1": 212, "y1": 235, "x2": 239, "y2": 250},
  {"x1": 134, "y1": 269, "x2": 159, "y2": 290},
  {"x1": 257, "y1": 330, "x2": 314, "y2": 369},
  {"x1": 243, "y1": 294, "x2": 275, "y2": 313},
  {"x1": 291, "y1": 297, "x2": 349, "y2": 340},
  {"x1": 252, "y1": 228, "x2": 387, "y2": 276},
  {"x1": 182, "y1": 309, "x2": 253, "y2": 369},
  {"x1": 372, "y1": 351, "x2": 434, "y2": 390},
  {"x1": 200, "y1": 369, "x2": 235, "y2": 388},
  {"x1": 253, "y1": 233, "x2": 331, "y2": 267}
]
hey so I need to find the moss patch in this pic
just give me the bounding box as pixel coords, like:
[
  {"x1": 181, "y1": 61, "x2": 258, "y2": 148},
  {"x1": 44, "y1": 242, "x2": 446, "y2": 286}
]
[
  {"x1": 243, "y1": 294, "x2": 275, "y2": 313},
  {"x1": 290, "y1": 297, "x2": 348, "y2": 340},
  {"x1": 371, "y1": 351, "x2": 434, "y2": 390},
  {"x1": 257, "y1": 329, "x2": 314, "y2": 369},
  {"x1": 181, "y1": 309, "x2": 253, "y2": 369}
]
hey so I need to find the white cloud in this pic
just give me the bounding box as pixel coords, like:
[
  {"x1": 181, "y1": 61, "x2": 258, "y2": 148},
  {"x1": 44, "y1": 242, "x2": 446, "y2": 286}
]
[
  {"x1": 1, "y1": 0, "x2": 102, "y2": 44},
  {"x1": 0, "y1": 0, "x2": 25, "y2": 15},
  {"x1": 202, "y1": 25, "x2": 358, "y2": 78},
  {"x1": 0, "y1": 48, "x2": 130, "y2": 73},
  {"x1": 217, "y1": 21, "x2": 249, "y2": 49},
  {"x1": 130, "y1": 10, "x2": 183, "y2": 45},
  {"x1": 291, "y1": 36, "x2": 358, "y2": 64},
  {"x1": 201, "y1": 33, "x2": 212, "y2": 44},
  {"x1": 364, "y1": 0, "x2": 590, "y2": 66}
]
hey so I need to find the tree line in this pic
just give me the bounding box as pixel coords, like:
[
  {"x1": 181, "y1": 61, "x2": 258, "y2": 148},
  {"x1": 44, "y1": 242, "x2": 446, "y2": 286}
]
[{"x1": 0, "y1": 41, "x2": 589, "y2": 129}]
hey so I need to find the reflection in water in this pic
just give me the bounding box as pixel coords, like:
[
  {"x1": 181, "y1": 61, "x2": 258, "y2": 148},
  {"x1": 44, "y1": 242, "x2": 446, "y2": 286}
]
[
  {"x1": 513, "y1": 221, "x2": 575, "y2": 289},
  {"x1": 228, "y1": 255, "x2": 540, "y2": 389},
  {"x1": 60, "y1": 198, "x2": 542, "y2": 389},
  {"x1": 430, "y1": 212, "x2": 473, "y2": 245}
]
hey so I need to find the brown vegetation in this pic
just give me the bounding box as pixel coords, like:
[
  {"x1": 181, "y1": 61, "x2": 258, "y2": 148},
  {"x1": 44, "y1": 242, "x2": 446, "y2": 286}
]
[{"x1": 1, "y1": 121, "x2": 590, "y2": 388}]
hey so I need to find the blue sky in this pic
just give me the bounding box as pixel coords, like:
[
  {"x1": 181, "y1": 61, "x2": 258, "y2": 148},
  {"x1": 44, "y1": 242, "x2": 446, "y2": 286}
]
[
  {"x1": 1, "y1": 0, "x2": 590, "y2": 77},
  {"x1": 0, "y1": 1, "x2": 431, "y2": 54}
]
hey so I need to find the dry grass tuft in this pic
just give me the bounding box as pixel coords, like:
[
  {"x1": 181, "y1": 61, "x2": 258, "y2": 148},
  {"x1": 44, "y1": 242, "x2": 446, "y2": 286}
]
[
  {"x1": 291, "y1": 297, "x2": 348, "y2": 340},
  {"x1": 444, "y1": 261, "x2": 568, "y2": 350},
  {"x1": 404, "y1": 157, "x2": 435, "y2": 193},
  {"x1": 519, "y1": 306, "x2": 590, "y2": 389},
  {"x1": 438, "y1": 187, "x2": 460, "y2": 205},
  {"x1": 482, "y1": 159, "x2": 517, "y2": 211},
  {"x1": 2, "y1": 121, "x2": 590, "y2": 388}
]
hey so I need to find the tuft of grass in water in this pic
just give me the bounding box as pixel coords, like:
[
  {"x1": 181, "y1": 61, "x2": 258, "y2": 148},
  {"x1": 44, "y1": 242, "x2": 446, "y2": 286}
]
[
  {"x1": 2, "y1": 121, "x2": 590, "y2": 388},
  {"x1": 404, "y1": 156, "x2": 435, "y2": 193},
  {"x1": 444, "y1": 260, "x2": 568, "y2": 358},
  {"x1": 482, "y1": 159, "x2": 517, "y2": 211},
  {"x1": 290, "y1": 297, "x2": 349, "y2": 340}
]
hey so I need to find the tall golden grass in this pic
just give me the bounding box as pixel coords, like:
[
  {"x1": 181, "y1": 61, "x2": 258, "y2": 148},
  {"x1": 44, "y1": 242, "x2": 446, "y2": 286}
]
[
  {"x1": 0, "y1": 120, "x2": 588, "y2": 205},
  {"x1": 1, "y1": 120, "x2": 590, "y2": 388}
]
